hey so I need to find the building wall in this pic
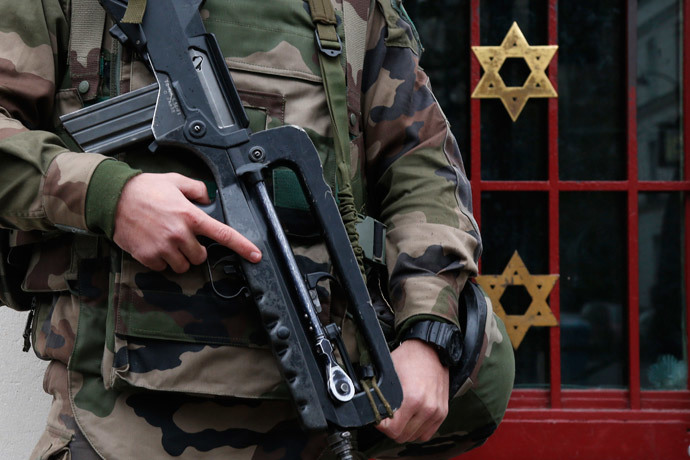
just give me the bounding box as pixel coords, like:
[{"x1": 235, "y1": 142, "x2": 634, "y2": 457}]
[{"x1": 0, "y1": 308, "x2": 50, "y2": 458}]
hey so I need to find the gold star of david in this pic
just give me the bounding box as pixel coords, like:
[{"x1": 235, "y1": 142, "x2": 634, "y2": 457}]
[
  {"x1": 476, "y1": 251, "x2": 559, "y2": 349},
  {"x1": 471, "y1": 22, "x2": 558, "y2": 121}
]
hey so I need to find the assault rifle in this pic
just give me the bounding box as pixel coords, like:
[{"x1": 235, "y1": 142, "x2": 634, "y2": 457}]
[{"x1": 60, "y1": 0, "x2": 402, "y2": 455}]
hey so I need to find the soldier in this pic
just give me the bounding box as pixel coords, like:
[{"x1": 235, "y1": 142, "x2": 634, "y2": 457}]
[{"x1": 0, "y1": 0, "x2": 514, "y2": 459}]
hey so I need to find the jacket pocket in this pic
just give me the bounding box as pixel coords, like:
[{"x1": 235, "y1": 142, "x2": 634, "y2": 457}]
[
  {"x1": 102, "y1": 249, "x2": 286, "y2": 399},
  {"x1": 14, "y1": 233, "x2": 75, "y2": 360}
]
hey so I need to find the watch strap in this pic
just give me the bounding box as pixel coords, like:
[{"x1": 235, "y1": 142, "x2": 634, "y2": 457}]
[{"x1": 399, "y1": 320, "x2": 461, "y2": 367}]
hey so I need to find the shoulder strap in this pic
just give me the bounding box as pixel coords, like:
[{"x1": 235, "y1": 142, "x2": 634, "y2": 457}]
[
  {"x1": 343, "y1": 0, "x2": 372, "y2": 214},
  {"x1": 308, "y1": 0, "x2": 366, "y2": 274},
  {"x1": 68, "y1": 0, "x2": 107, "y2": 101},
  {"x1": 343, "y1": 0, "x2": 371, "y2": 139},
  {"x1": 307, "y1": 0, "x2": 348, "y2": 196}
]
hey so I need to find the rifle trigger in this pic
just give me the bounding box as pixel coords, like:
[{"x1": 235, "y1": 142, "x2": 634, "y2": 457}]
[{"x1": 305, "y1": 271, "x2": 335, "y2": 290}]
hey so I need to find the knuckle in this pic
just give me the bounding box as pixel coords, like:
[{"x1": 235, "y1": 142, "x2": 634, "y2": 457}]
[
  {"x1": 153, "y1": 262, "x2": 167, "y2": 271},
  {"x1": 134, "y1": 249, "x2": 153, "y2": 264},
  {"x1": 405, "y1": 393, "x2": 424, "y2": 411},
  {"x1": 418, "y1": 403, "x2": 436, "y2": 420},
  {"x1": 139, "y1": 254, "x2": 165, "y2": 271},
  {"x1": 380, "y1": 420, "x2": 403, "y2": 440},
  {"x1": 194, "y1": 180, "x2": 207, "y2": 195},
  {"x1": 430, "y1": 404, "x2": 447, "y2": 422},
  {"x1": 388, "y1": 427, "x2": 404, "y2": 441},
  {"x1": 181, "y1": 207, "x2": 200, "y2": 225},
  {"x1": 189, "y1": 249, "x2": 207, "y2": 265},
  {"x1": 171, "y1": 260, "x2": 190, "y2": 274},
  {"x1": 419, "y1": 431, "x2": 435, "y2": 442},
  {"x1": 166, "y1": 224, "x2": 188, "y2": 244}
]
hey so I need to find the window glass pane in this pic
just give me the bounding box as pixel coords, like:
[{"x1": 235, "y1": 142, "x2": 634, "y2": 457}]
[
  {"x1": 481, "y1": 191, "x2": 549, "y2": 387},
  {"x1": 405, "y1": 0, "x2": 472, "y2": 176},
  {"x1": 637, "y1": 0, "x2": 683, "y2": 180},
  {"x1": 639, "y1": 193, "x2": 687, "y2": 389},
  {"x1": 480, "y1": 0, "x2": 548, "y2": 181},
  {"x1": 558, "y1": 2, "x2": 626, "y2": 180},
  {"x1": 560, "y1": 192, "x2": 627, "y2": 388}
]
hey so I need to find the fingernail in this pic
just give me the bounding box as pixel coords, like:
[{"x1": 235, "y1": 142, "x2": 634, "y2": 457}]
[{"x1": 250, "y1": 251, "x2": 262, "y2": 263}]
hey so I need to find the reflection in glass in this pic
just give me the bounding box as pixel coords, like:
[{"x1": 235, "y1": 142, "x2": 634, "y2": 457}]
[
  {"x1": 559, "y1": 1, "x2": 626, "y2": 180},
  {"x1": 560, "y1": 192, "x2": 627, "y2": 388},
  {"x1": 405, "y1": 0, "x2": 471, "y2": 176},
  {"x1": 637, "y1": 0, "x2": 683, "y2": 180},
  {"x1": 480, "y1": 0, "x2": 548, "y2": 181},
  {"x1": 481, "y1": 192, "x2": 549, "y2": 387},
  {"x1": 639, "y1": 193, "x2": 686, "y2": 389}
]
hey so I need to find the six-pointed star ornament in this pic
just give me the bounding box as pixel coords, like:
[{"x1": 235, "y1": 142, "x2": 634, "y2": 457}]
[
  {"x1": 471, "y1": 22, "x2": 558, "y2": 121},
  {"x1": 476, "y1": 251, "x2": 559, "y2": 349}
]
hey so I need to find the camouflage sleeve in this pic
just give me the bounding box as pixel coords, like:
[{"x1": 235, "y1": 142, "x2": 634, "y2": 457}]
[
  {"x1": 362, "y1": 2, "x2": 481, "y2": 333},
  {"x1": 0, "y1": 0, "x2": 115, "y2": 233}
]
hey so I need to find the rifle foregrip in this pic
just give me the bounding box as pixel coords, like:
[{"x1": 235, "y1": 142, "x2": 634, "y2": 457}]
[{"x1": 252, "y1": 284, "x2": 329, "y2": 431}]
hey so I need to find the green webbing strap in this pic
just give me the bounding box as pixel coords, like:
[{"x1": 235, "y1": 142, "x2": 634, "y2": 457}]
[
  {"x1": 307, "y1": 0, "x2": 341, "y2": 52},
  {"x1": 69, "y1": 0, "x2": 107, "y2": 101},
  {"x1": 121, "y1": 0, "x2": 147, "y2": 24},
  {"x1": 343, "y1": 0, "x2": 372, "y2": 210},
  {"x1": 308, "y1": 0, "x2": 365, "y2": 275}
]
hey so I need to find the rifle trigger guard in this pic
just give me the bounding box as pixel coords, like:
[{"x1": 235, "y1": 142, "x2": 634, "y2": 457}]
[{"x1": 204, "y1": 243, "x2": 249, "y2": 300}]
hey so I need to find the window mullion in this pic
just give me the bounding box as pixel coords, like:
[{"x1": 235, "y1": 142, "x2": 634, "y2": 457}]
[
  {"x1": 548, "y1": 0, "x2": 561, "y2": 410},
  {"x1": 627, "y1": 0, "x2": 642, "y2": 410},
  {"x1": 680, "y1": 0, "x2": 690, "y2": 392}
]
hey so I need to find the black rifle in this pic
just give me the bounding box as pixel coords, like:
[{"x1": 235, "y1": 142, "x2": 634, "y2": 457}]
[{"x1": 61, "y1": 0, "x2": 402, "y2": 454}]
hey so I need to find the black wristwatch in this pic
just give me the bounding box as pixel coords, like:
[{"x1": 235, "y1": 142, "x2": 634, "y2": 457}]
[{"x1": 399, "y1": 320, "x2": 463, "y2": 367}]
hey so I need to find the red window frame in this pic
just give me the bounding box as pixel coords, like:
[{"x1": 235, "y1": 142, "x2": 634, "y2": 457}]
[{"x1": 460, "y1": 1, "x2": 690, "y2": 458}]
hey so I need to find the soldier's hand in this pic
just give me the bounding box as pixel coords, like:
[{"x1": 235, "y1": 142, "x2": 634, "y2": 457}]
[
  {"x1": 375, "y1": 339, "x2": 450, "y2": 443},
  {"x1": 113, "y1": 172, "x2": 261, "y2": 273}
]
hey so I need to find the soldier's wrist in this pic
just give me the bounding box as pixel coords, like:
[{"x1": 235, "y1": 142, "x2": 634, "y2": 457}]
[
  {"x1": 398, "y1": 319, "x2": 463, "y2": 368},
  {"x1": 85, "y1": 160, "x2": 142, "y2": 238}
]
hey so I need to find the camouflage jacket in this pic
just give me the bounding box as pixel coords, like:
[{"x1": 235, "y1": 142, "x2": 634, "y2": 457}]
[{"x1": 0, "y1": 0, "x2": 481, "y2": 458}]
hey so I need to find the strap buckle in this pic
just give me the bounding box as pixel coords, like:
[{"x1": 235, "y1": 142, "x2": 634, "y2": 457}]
[
  {"x1": 356, "y1": 215, "x2": 386, "y2": 266},
  {"x1": 314, "y1": 28, "x2": 342, "y2": 57}
]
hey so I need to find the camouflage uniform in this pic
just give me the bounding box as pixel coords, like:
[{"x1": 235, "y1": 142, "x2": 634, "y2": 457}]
[{"x1": 0, "y1": 0, "x2": 514, "y2": 458}]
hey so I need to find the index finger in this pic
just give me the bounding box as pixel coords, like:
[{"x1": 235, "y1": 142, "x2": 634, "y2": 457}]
[{"x1": 191, "y1": 210, "x2": 262, "y2": 263}]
